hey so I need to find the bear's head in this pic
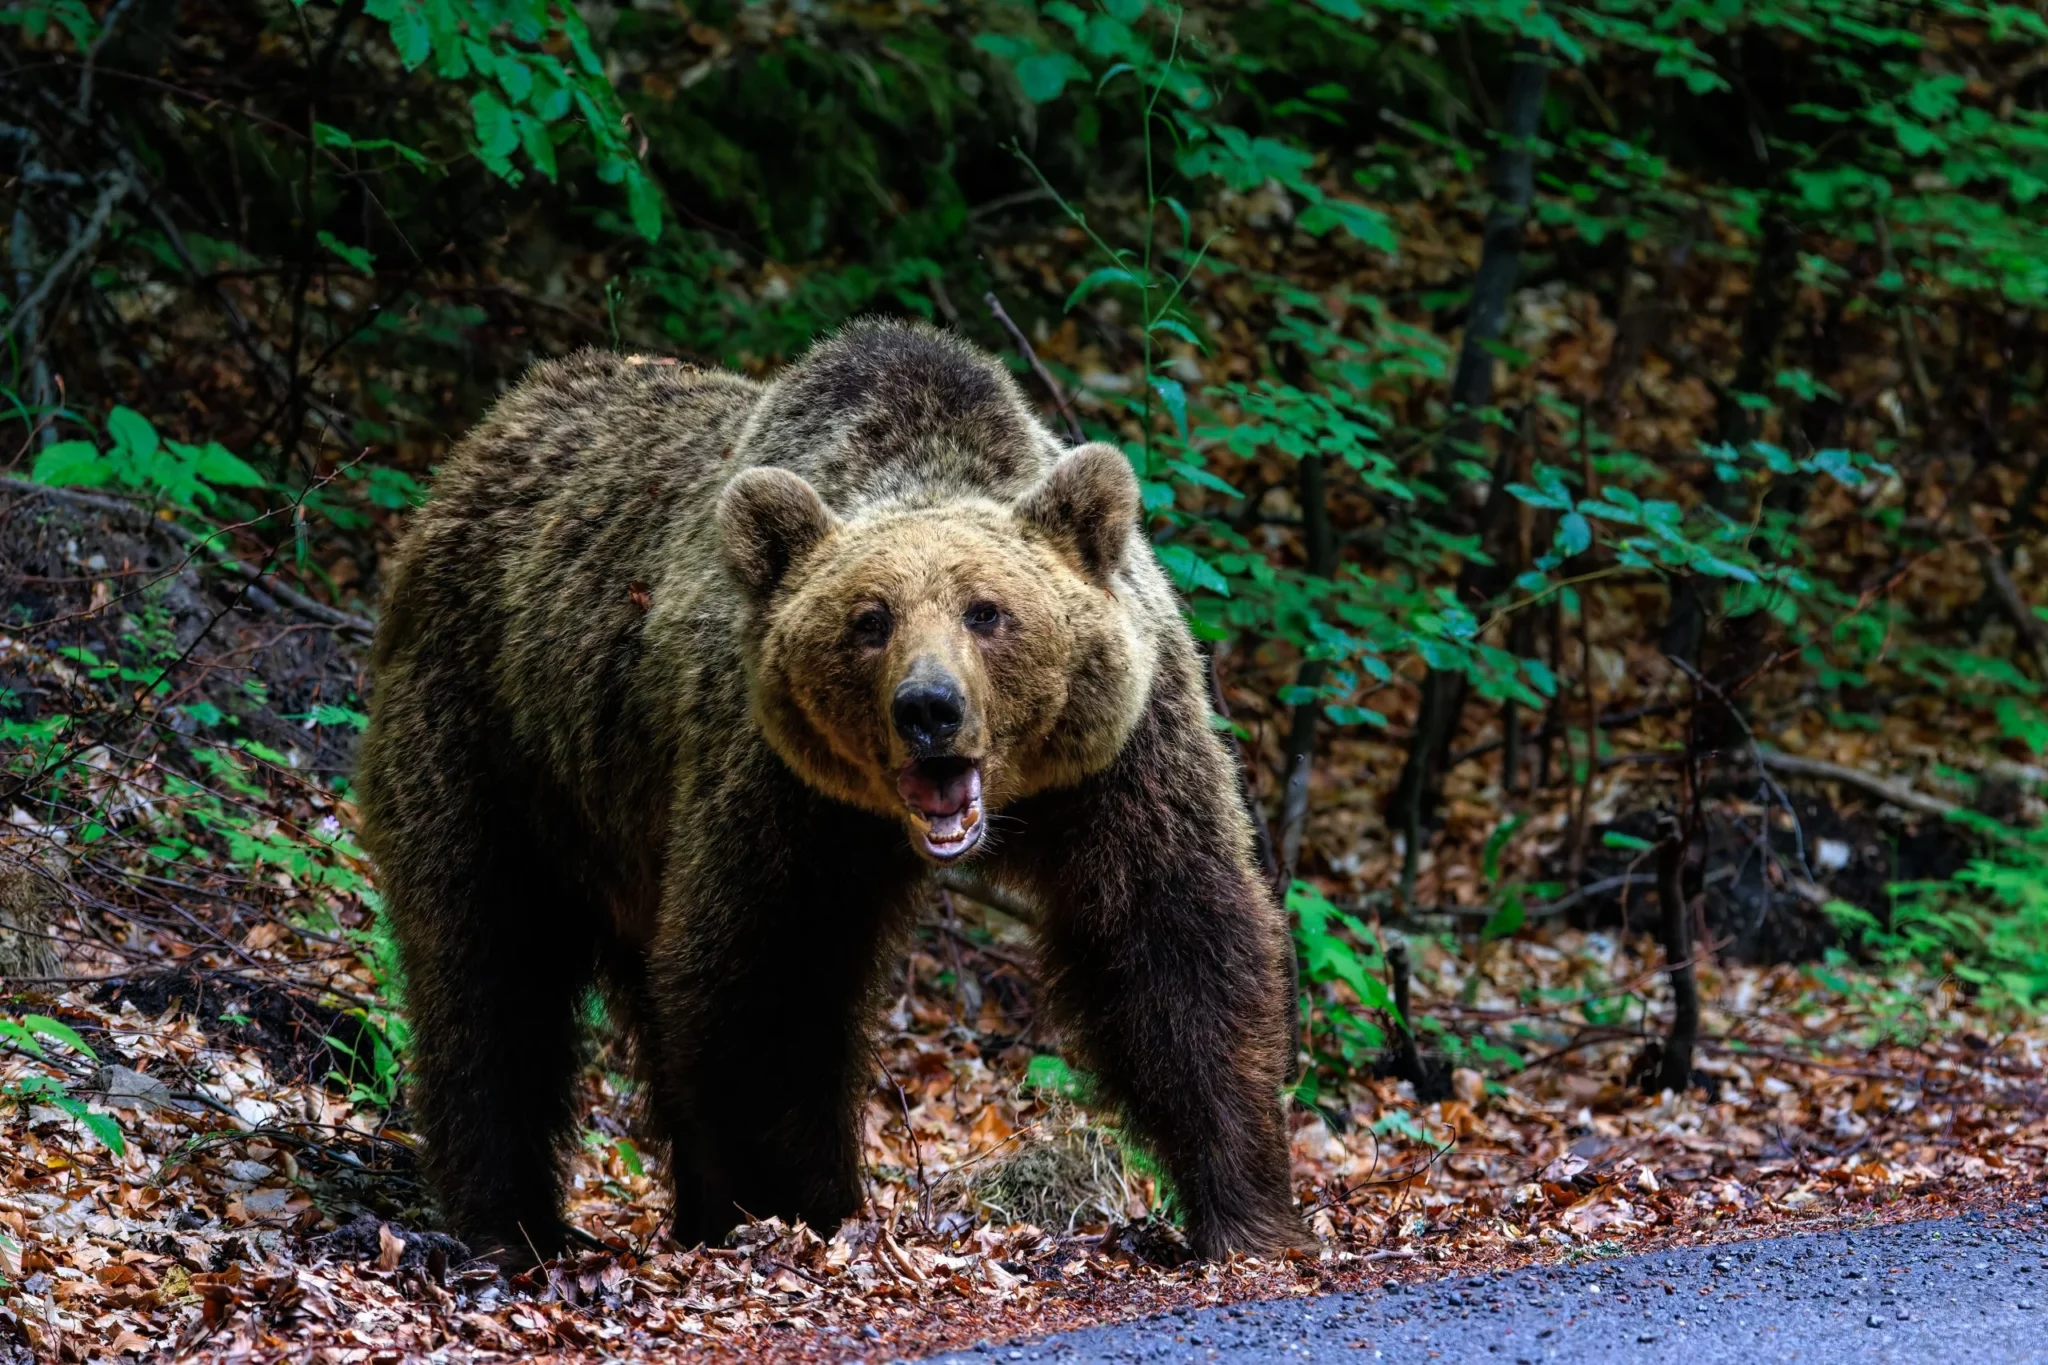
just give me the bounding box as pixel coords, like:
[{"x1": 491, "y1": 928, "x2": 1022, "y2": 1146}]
[{"x1": 718, "y1": 444, "x2": 1152, "y2": 862}]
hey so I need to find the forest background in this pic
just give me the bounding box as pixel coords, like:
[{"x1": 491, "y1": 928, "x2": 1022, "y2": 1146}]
[{"x1": 2, "y1": 0, "x2": 2048, "y2": 1359}]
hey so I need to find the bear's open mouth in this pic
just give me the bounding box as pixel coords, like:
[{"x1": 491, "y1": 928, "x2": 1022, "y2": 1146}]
[{"x1": 897, "y1": 756, "x2": 984, "y2": 861}]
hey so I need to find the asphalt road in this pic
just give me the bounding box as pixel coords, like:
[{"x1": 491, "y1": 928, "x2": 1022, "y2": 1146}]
[{"x1": 923, "y1": 1206, "x2": 2048, "y2": 1365}]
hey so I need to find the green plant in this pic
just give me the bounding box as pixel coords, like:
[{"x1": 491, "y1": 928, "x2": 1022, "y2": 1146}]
[
  {"x1": 31, "y1": 407, "x2": 266, "y2": 511},
  {"x1": 1289, "y1": 880, "x2": 1394, "y2": 1082},
  {"x1": 0, "y1": 1014, "x2": 125, "y2": 1156},
  {"x1": 1829, "y1": 814, "x2": 2048, "y2": 1016},
  {"x1": 324, "y1": 1009, "x2": 406, "y2": 1111},
  {"x1": 319, "y1": 891, "x2": 411, "y2": 1112},
  {"x1": 356, "y1": 0, "x2": 664, "y2": 240},
  {"x1": 1022, "y1": 1052, "x2": 1095, "y2": 1104}
]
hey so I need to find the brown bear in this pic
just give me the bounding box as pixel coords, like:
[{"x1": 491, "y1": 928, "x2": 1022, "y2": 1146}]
[{"x1": 355, "y1": 319, "x2": 1307, "y2": 1262}]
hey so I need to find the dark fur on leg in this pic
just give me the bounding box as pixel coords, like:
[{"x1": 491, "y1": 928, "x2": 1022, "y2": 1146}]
[
  {"x1": 361, "y1": 790, "x2": 596, "y2": 1258},
  {"x1": 992, "y1": 645, "x2": 1310, "y2": 1259},
  {"x1": 643, "y1": 747, "x2": 925, "y2": 1247}
]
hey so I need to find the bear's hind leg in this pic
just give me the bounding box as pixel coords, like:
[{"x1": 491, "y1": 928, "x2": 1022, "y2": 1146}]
[{"x1": 375, "y1": 808, "x2": 599, "y2": 1262}]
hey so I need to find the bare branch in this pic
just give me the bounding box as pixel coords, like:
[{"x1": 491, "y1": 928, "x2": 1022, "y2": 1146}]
[
  {"x1": 0, "y1": 172, "x2": 129, "y2": 348},
  {"x1": 983, "y1": 291, "x2": 1085, "y2": 445},
  {"x1": 0, "y1": 476, "x2": 375, "y2": 637}
]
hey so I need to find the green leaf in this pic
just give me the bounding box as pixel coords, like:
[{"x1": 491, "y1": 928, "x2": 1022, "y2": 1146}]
[
  {"x1": 517, "y1": 112, "x2": 558, "y2": 182},
  {"x1": 1481, "y1": 889, "x2": 1525, "y2": 942},
  {"x1": 22, "y1": 1015, "x2": 97, "y2": 1061},
  {"x1": 31, "y1": 440, "x2": 108, "y2": 489},
  {"x1": 1602, "y1": 831, "x2": 1655, "y2": 853},
  {"x1": 0, "y1": 1021, "x2": 45, "y2": 1058},
  {"x1": 471, "y1": 90, "x2": 521, "y2": 180},
  {"x1": 564, "y1": 15, "x2": 605, "y2": 76},
  {"x1": 1157, "y1": 542, "x2": 1229, "y2": 596},
  {"x1": 1296, "y1": 197, "x2": 1397, "y2": 251},
  {"x1": 1064, "y1": 265, "x2": 1140, "y2": 310},
  {"x1": 316, "y1": 229, "x2": 374, "y2": 274},
  {"x1": 1150, "y1": 376, "x2": 1189, "y2": 444},
  {"x1": 1557, "y1": 511, "x2": 1592, "y2": 556},
  {"x1": 1023, "y1": 1053, "x2": 1093, "y2": 1101},
  {"x1": 1995, "y1": 697, "x2": 2048, "y2": 755},
  {"x1": 1167, "y1": 459, "x2": 1240, "y2": 497},
  {"x1": 625, "y1": 168, "x2": 663, "y2": 243},
  {"x1": 191, "y1": 443, "x2": 266, "y2": 488},
  {"x1": 972, "y1": 33, "x2": 1027, "y2": 61},
  {"x1": 107, "y1": 405, "x2": 158, "y2": 458},
  {"x1": 1015, "y1": 52, "x2": 1081, "y2": 103},
  {"x1": 369, "y1": 0, "x2": 431, "y2": 69},
  {"x1": 1481, "y1": 814, "x2": 1528, "y2": 885},
  {"x1": 77, "y1": 1108, "x2": 126, "y2": 1156},
  {"x1": 1323, "y1": 704, "x2": 1387, "y2": 727}
]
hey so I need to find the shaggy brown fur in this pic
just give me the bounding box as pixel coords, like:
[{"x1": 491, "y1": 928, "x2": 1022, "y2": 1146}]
[{"x1": 356, "y1": 319, "x2": 1307, "y2": 1261}]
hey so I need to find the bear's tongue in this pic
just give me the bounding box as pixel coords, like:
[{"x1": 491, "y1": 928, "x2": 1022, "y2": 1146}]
[
  {"x1": 899, "y1": 757, "x2": 977, "y2": 817},
  {"x1": 898, "y1": 758, "x2": 984, "y2": 859}
]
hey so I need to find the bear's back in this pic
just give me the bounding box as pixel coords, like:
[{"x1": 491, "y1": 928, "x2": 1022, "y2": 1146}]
[
  {"x1": 738, "y1": 319, "x2": 1064, "y2": 513},
  {"x1": 370, "y1": 353, "x2": 764, "y2": 848}
]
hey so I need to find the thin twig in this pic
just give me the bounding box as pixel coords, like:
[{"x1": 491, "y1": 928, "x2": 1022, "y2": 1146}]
[
  {"x1": 1965, "y1": 519, "x2": 2048, "y2": 675},
  {"x1": 984, "y1": 292, "x2": 1084, "y2": 444},
  {"x1": 75, "y1": 0, "x2": 138, "y2": 118},
  {"x1": 0, "y1": 477, "x2": 375, "y2": 636},
  {"x1": 877, "y1": 1052, "x2": 933, "y2": 1236},
  {"x1": 932, "y1": 869, "x2": 1038, "y2": 926},
  {"x1": 1751, "y1": 749, "x2": 1969, "y2": 824},
  {"x1": 1651, "y1": 811, "x2": 1697, "y2": 1094},
  {"x1": 0, "y1": 173, "x2": 129, "y2": 347},
  {"x1": 929, "y1": 916, "x2": 1037, "y2": 978},
  {"x1": 1448, "y1": 701, "x2": 1682, "y2": 769}
]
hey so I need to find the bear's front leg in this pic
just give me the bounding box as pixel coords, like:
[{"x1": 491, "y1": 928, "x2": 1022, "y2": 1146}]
[
  {"x1": 642, "y1": 754, "x2": 926, "y2": 1249},
  {"x1": 995, "y1": 653, "x2": 1311, "y2": 1259}
]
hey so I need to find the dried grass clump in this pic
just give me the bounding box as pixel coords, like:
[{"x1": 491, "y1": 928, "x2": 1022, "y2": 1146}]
[
  {"x1": 0, "y1": 854, "x2": 64, "y2": 981},
  {"x1": 963, "y1": 1105, "x2": 1135, "y2": 1235}
]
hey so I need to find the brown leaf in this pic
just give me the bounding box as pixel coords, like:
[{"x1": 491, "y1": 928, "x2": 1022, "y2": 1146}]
[{"x1": 375, "y1": 1223, "x2": 404, "y2": 1273}]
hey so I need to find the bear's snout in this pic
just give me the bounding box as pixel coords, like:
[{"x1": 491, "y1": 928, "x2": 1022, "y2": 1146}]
[{"x1": 892, "y1": 672, "x2": 965, "y2": 754}]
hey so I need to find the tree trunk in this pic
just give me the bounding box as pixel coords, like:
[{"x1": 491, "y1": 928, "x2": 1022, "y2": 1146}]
[
  {"x1": 1388, "y1": 43, "x2": 1550, "y2": 879},
  {"x1": 1652, "y1": 815, "x2": 1698, "y2": 1094},
  {"x1": 1279, "y1": 449, "x2": 1337, "y2": 851},
  {"x1": 1436, "y1": 38, "x2": 1551, "y2": 489},
  {"x1": 1661, "y1": 208, "x2": 1801, "y2": 663}
]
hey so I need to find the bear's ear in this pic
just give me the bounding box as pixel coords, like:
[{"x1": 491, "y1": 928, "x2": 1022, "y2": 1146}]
[
  {"x1": 718, "y1": 467, "x2": 837, "y2": 601},
  {"x1": 1016, "y1": 443, "x2": 1140, "y2": 587}
]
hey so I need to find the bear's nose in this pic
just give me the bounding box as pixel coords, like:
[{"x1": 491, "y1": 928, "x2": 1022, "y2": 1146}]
[{"x1": 892, "y1": 676, "x2": 964, "y2": 753}]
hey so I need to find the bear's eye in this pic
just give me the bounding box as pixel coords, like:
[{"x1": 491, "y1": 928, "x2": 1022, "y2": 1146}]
[
  {"x1": 849, "y1": 604, "x2": 893, "y2": 649},
  {"x1": 964, "y1": 601, "x2": 1002, "y2": 636}
]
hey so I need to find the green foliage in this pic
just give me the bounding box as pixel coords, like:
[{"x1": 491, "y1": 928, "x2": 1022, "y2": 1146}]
[
  {"x1": 0, "y1": 1014, "x2": 124, "y2": 1156},
  {"x1": 357, "y1": 0, "x2": 664, "y2": 239},
  {"x1": 1829, "y1": 817, "x2": 2048, "y2": 1016},
  {"x1": 31, "y1": 408, "x2": 266, "y2": 511},
  {"x1": 325, "y1": 1008, "x2": 405, "y2": 1111},
  {"x1": 1022, "y1": 1052, "x2": 1094, "y2": 1103},
  {"x1": 1289, "y1": 880, "x2": 1393, "y2": 1073},
  {"x1": 1018, "y1": 1054, "x2": 1180, "y2": 1221}
]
